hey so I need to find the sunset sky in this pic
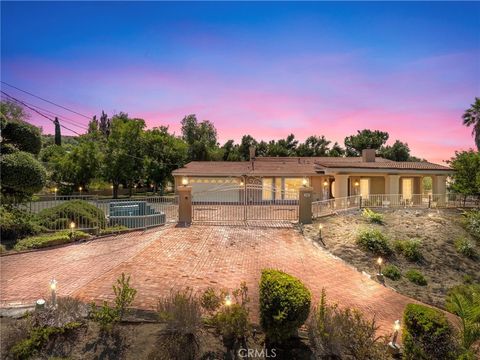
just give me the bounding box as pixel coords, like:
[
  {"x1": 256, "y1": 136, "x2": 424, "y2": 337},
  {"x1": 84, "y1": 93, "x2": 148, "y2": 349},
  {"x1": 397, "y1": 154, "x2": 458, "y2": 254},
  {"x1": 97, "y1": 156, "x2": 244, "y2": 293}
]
[{"x1": 1, "y1": 2, "x2": 479, "y2": 163}]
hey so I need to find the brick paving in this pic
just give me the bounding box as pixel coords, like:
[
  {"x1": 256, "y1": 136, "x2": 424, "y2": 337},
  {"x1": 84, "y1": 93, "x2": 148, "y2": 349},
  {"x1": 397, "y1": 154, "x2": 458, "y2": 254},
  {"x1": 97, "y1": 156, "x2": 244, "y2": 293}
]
[{"x1": 1, "y1": 224, "x2": 422, "y2": 335}]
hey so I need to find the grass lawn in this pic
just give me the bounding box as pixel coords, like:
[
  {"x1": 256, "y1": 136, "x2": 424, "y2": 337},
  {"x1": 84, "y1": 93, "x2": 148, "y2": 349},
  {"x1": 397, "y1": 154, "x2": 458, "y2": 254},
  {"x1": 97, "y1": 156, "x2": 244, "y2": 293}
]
[{"x1": 304, "y1": 208, "x2": 480, "y2": 309}]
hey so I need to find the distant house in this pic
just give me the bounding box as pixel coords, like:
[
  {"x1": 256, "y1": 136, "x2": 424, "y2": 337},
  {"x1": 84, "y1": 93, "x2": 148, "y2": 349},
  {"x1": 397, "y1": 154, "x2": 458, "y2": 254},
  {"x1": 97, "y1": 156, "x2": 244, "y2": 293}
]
[{"x1": 172, "y1": 148, "x2": 452, "y2": 202}]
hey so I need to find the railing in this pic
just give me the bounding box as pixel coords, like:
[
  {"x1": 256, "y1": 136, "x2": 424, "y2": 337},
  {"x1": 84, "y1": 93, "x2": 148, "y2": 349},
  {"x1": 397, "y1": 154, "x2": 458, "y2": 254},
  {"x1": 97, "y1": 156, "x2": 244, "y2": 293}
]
[
  {"x1": 312, "y1": 193, "x2": 479, "y2": 218},
  {"x1": 22, "y1": 195, "x2": 179, "y2": 233}
]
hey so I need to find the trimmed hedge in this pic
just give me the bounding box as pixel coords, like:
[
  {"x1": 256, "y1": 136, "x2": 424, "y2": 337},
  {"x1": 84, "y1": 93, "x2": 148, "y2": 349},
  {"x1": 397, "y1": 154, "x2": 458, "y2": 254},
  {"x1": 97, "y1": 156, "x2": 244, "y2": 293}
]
[
  {"x1": 36, "y1": 200, "x2": 106, "y2": 230},
  {"x1": 14, "y1": 230, "x2": 90, "y2": 251},
  {"x1": 259, "y1": 269, "x2": 311, "y2": 343},
  {"x1": 403, "y1": 304, "x2": 456, "y2": 360},
  {"x1": 1, "y1": 119, "x2": 42, "y2": 155},
  {"x1": 0, "y1": 206, "x2": 43, "y2": 241}
]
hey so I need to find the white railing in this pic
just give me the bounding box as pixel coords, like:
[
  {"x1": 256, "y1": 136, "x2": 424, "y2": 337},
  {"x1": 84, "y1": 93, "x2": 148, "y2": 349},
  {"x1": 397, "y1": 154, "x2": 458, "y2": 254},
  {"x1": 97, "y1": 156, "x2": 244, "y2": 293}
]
[{"x1": 312, "y1": 193, "x2": 479, "y2": 218}]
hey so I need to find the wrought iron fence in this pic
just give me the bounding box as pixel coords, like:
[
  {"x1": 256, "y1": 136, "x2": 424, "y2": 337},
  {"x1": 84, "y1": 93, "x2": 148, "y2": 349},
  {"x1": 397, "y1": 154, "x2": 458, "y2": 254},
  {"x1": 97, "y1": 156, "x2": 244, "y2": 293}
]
[{"x1": 22, "y1": 195, "x2": 178, "y2": 234}]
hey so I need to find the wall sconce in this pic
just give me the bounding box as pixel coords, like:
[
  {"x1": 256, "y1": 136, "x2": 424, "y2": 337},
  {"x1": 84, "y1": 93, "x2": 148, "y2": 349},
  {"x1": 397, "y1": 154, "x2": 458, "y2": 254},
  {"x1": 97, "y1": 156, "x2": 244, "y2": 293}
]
[
  {"x1": 323, "y1": 180, "x2": 329, "y2": 187},
  {"x1": 354, "y1": 181, "x2": 359, "y2": 187},
  {"x1": 182, "y1": 177, "x2": 189, "y2": 186}
]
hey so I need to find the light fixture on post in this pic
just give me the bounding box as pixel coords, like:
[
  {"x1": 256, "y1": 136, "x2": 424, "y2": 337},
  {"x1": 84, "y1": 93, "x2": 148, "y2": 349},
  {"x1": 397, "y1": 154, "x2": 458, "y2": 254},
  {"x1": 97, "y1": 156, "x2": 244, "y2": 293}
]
[
  {"x1": 182, "y1": 177, "x2": 189, "y2": 186},
  {"x1": 376, "y1": 257, "x2": 383, "y2": 276},
  {"x1": 302, "y1": 177, "x2": 308, "y2": 187},
  {"x1": 318, "y1": 224, "x2": 326, "y2": 246},
  {"x1": 54, "y1": 187, "x2": 58, "y2": 201},
  {"x1": 225, "y1": 294, "x2": 232, "y2": 307},
  {"x1": 70, "y1": 221, "x2": 76, "y2": 239},
  {"x1": 49, "y1": 279, "x2": 57, "y2": 307},
  {"x1": 388, "y1": 320, "x2": 401, "y2": 354}
]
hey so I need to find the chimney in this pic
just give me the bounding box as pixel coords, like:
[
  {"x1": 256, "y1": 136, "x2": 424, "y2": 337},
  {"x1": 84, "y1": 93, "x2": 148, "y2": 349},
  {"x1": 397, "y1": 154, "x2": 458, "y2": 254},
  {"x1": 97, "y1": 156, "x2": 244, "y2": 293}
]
[
  {"x1": 249, "y1": 146, "x2": 256, "y2": 161},
  {"x1": 362, "y1": 149, "x2": 376, "y2": 162}
]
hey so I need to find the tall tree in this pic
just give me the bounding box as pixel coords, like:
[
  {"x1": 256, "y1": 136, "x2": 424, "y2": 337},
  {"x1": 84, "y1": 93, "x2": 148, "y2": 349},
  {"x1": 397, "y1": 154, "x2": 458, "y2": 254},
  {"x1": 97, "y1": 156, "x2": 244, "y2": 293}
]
[
  {"x1": 53, "y1": 117, "x2": 61, "y2": 146},
  {"x1": 462, "y1": 97, "x2": 480, "y2": 150},
  {"x1": 379, "y1": 140, "x2": 411, "y2": 161},
  {"x1": 181, "y1": 114, "x2": 218, "y2": 161},
  {"x1": 104, "y1": 113, "x2": 145, "y2": 198},
  {"x1": 344, "y1": 129, "x2": 389, "y2": 157},
  {"x1": 99, "y1": 110, "x2": 111, "y2": 138},
  {"x1": 221, "y1": 139, "x2": 242, "y2": 161},
  {"x1": 296, "y1": 136, "x2": 331, "y2": 157},
  {"x1": 239, "y1": 135, "x2": 258, "y2": 160},
  {"x1": 448, "y1": 150, "x2": 480, "y2": 198},
  {"x1": 143, "y1": 126, "x2": 188, "y2": 193}
]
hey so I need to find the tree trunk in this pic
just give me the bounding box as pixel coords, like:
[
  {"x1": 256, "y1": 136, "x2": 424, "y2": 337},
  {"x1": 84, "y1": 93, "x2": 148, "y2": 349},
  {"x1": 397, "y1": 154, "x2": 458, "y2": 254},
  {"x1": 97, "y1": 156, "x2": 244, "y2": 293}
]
[{"x1": 113, "y1": 184, "x2": 119, "y2": 199}]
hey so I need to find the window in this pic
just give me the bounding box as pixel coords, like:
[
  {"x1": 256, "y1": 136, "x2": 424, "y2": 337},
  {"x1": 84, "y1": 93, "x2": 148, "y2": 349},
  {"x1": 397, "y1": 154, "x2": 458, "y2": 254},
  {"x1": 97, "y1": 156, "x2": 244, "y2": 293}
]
[
  {"x1": 284, "y1": 178, "x2": 303, "y2": 200},
  {"x1": 262, "y1": 178, "x2": 273, "y2": 200},
  {"x1": 360, "y1": 179, "x2": 370, "y2": 197},
  {"x1": 275, "y1": 178, "x2": 283, "y2": 200},
  {"x1": 402, "y1": 178, "x2": 413, "y2": 200}
]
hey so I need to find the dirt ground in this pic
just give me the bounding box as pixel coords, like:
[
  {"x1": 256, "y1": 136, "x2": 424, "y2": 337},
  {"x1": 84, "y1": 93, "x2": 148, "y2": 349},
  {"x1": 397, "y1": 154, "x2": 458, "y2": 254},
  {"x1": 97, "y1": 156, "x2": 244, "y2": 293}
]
[
  {"x1": 303, "y1": 208, "x2": 480, "y2": 309},
  {"x1": 0, "y1": 315, "x2": 313, "y2": 360}
]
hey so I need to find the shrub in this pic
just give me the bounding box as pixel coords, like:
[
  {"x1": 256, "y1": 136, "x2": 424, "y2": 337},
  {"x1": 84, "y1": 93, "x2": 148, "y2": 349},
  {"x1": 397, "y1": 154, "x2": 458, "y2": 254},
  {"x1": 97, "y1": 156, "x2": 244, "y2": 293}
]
[
  {"x1": 200, "y1": 287, "x2": 224, "y2": 314},
  {"x1": 1, "y1": 118, "x2": 42, "y2": 155},
  {"x1": 90, "y1": 273, "x2": 137, "y2": 331},
  {"x1": 98, "y1": 225, "x2": 129, "y2": 236},
  {"x1": 36, "y1": 200, "x2": 106, "y2": 230},
  {"x1": 455, "y1": 237, "x2": 477, "y2": 259},
  {"x1": 362, "y1": 208, "x2": 384, "y2": 224},
  {"x1": 383, "y1": 264, "x2": 401, "y2": 280},
  {"x1": 445, "y1": 283, "x2": 480, "y2": 353},
  {"x1": 463, "y1": 210, "x2": 480, "y2": 239},
  {"x1": 157, "y1": 288, "x2": 202, "y2": 335},
  {"x1": 405, "y1": 269, "x2": 427, "y2": 286},
  {"x1": 213, "y1": 304, "x2": 249, "y2": 341},
  {"x1": 308, "y1": 289, "x2": 390, "y2": 359},
  {"x1": 403, "y1": 303, "x2": 457, "y2": 360},
  {"x1": 14, "y1": 230, "x2": 90, "y2": 251},
  {"x1": 260, "y1": 269, "x2": 311, "y2": 343},
  {"x1": 393, "y1": 238, "x2": 423, "y2": 262},
  {"x1": 0, "y1": 206, "x2": 43, "y2": 241},
  {"x1": 0, "y1": 151, "x2": 47, "y2": 201},
  {"x1": 356, "y1": 228, "x2": 392, "y2": 256}
]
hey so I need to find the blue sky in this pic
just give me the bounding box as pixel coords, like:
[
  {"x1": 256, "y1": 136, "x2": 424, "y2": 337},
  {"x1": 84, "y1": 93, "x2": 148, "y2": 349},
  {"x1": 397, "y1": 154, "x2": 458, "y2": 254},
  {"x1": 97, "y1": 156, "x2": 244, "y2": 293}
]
[{"x1": 1, "y1": 1, "x2": 479, "y2": 162}]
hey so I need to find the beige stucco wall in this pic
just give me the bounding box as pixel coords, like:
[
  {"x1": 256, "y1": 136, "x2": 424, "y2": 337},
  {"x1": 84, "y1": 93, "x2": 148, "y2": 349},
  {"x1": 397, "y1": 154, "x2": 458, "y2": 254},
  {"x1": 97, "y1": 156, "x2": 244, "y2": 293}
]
[{"x1": 370, "y1": 177, "x2": 385, "y2": 195}]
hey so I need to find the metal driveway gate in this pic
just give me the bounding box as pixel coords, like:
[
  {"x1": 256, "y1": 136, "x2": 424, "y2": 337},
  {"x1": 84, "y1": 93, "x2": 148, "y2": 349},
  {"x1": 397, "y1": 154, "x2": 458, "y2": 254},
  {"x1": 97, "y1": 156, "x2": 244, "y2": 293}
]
[{"x1": 192, "y1": 184, "x2": 299, "y2": 222}]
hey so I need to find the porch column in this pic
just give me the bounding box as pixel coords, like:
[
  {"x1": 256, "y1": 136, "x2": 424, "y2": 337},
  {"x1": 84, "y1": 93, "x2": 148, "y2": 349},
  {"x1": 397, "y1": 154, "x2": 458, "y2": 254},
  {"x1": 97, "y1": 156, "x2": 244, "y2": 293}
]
[
  {"x1": 298, "y1": 186, "x2": 313, "y2": 224},
  {"x1": 432, "y1": 175, "x2": 447, "y2": 206},
  {"x1": 385, "y1": 174, "x2": 400, "y2": 205},
  {"x1": 178, "y1": 186, "x2": 192, "y2": 225},
  {"x1": 333, "y1": 174, "x2": 349, "y2": 199}
]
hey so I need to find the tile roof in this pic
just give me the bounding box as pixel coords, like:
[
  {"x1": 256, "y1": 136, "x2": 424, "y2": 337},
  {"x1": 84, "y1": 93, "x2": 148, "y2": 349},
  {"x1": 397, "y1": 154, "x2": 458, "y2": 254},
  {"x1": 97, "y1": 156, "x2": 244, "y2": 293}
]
[{"x1": 172, "y1": 156, "x2": 452, "y2": 176}]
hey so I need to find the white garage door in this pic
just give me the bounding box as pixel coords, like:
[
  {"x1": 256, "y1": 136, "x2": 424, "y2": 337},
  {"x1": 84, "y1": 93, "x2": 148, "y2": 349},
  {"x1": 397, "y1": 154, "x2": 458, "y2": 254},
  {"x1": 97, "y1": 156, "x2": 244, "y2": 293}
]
[{"x1": 190, "y1": 177, "x2": 241, "y2": 203}]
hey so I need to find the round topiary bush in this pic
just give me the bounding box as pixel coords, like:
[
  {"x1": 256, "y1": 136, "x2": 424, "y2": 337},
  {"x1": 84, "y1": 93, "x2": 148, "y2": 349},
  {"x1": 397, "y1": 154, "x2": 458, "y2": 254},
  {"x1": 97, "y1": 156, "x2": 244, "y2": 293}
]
[
  {"x1": 36, "y1": 200, "x2": 106, "y2": 230},
  {"x1": 0, "y1": 151, "x2": 47, "y2": 200},
  {"x1": 259, "y1": 269, "x2": 311, "y2": 343}
]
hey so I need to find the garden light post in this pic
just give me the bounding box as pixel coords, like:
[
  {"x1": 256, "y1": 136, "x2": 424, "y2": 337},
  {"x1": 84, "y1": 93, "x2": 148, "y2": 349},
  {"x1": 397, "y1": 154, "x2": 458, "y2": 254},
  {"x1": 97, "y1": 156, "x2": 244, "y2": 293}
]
[
  {"x1": 377, "y1": 257, "x2": 383, "y2": 275},
  {"x1": 50, "y1": 279, "x2": 57, "y2": 307},
  {"x1": 388, "y1": 320, "x2": 401, "y2": 354},
  {"x1": 79, "y1": 186, "x2": 82, "y2": 196},
  {"x1": 70, "y1": 221, "x2": 75, "y2": 239},
  {"x1": 318, "y1": 224, "x2": 326, "y2": 246},
  {"x1": 111, "y1": 185, "x2": 114, "y2": 197},
  {"x1": 225, "y1": 294, "x2": 232, "y2": 307},
  {"x1": 54, "y1": 187, "x2": 58, "y2": 201}
]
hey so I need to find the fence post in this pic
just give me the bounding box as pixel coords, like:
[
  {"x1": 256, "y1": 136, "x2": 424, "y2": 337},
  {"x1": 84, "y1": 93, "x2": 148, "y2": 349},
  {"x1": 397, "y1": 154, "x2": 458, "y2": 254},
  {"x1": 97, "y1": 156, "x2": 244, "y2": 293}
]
[
  {"x1": 178, "y1": 186, "x2": 192, "y2": 225},
  {"x1": 298, "y1": 187, "x2": 313, "y2": 224},
  {"x1": 428, "y1": 195, "x2": 431, "y2": 209},
  {"x1": 359, "y1": 196, "x2": 363, "y2": 209}
]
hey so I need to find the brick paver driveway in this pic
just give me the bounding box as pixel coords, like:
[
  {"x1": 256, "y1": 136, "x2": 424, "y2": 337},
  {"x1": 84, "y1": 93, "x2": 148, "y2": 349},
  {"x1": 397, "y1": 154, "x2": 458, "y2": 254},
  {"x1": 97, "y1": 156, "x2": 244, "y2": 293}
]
[{"x1": 1, "y1": 224, "x2": 418, "y2": 334}]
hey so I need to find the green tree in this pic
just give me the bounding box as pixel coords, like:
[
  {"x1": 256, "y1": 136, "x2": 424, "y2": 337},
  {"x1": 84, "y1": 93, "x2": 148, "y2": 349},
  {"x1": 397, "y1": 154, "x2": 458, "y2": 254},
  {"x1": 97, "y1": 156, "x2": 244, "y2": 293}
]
[
  {"x1": 448, "y1": 150, "x2": 480, "y2": 198},
  {"x1": 297, "y1": 136, "x2": 331, "y2": 156},
  {"x1": 144, "y1": 126, "x2": 188, "y2": 192},
  {"x1": 239, "y1": 135, "x2": 258, "y2": 160},
  {"x1": 104, "y1": 114, "x2": 145, "y2": 198},
  {"x1": 1, "y1": 151, "x2": 47, "y2": 202},
  {"x1": 221, "y1": 139, "x2": 242, "y2": 161},
  {"x1": 328, "y1": 142, "x2": 345, "y2": 157},
  {"x1": 379, "y1": 140, "x2": 412, "y2": 161},
  {"x1": 1, "y1": 101, "x2": 42, "y2": 155},
  {"x1": 462, "y1": 97, "x2": 480, "y2": 150},
  {"x1": 53, "y1": 117, "x2": 61, "y2": 146},
  {"x1": 344, "y1": 129, "x2": 389, "y2": 157},
  {"x1": 181, "y1": 114, "x2": 218, "y2": 161}
]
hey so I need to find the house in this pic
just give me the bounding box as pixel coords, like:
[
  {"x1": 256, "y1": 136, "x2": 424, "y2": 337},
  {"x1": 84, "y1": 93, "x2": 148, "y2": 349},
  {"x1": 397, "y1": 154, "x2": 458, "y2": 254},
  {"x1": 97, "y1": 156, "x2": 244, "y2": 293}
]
[{"x1": 172, "y1": 148, "x2": 452, "y2": 203}]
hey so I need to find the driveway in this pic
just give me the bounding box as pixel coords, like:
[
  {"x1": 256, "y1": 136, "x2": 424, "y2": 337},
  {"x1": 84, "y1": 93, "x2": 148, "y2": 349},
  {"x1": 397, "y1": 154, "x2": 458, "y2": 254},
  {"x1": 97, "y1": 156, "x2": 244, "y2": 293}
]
[{"x1": 1, "y1": 224, "x2": 419, "y2": 335}]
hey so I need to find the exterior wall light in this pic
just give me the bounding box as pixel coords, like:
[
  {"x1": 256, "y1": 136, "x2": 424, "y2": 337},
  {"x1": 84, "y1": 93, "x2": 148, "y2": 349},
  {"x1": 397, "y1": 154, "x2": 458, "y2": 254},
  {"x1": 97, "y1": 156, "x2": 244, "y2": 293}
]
[
  {"x1": 182, "y1": 177, "x2": 189, "y2": 186},
  {"x1": 323, "y1": 180, "x2": 329, "y2": 187}
]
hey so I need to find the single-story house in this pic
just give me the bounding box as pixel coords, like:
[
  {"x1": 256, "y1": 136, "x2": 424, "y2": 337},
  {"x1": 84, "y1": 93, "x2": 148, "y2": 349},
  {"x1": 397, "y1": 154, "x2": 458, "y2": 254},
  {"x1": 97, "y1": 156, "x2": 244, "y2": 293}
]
[{"x1": 172, "y1": 148, "x2": 452, "y2": 203}]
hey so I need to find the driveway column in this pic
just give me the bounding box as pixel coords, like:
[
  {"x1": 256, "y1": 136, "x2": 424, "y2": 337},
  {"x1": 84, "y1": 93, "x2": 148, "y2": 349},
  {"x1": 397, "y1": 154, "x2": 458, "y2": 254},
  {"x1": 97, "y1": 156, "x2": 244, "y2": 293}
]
[
  {"x1": 298, "y1": 186, "x2": 313, "y2": 224},
  {"x1": 432, "y1": 175, "x2": 447, "y2": 206},
  {"x1": 178, "y1": 186, "x2": 192, "y2": 225}
]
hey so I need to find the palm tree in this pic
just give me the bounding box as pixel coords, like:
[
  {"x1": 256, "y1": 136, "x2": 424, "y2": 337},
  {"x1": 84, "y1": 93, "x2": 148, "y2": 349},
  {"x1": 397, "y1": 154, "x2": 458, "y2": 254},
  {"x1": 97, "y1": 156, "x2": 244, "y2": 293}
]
[{"x1": 463, "y1": 97, "x2": 480, "y2": 150}]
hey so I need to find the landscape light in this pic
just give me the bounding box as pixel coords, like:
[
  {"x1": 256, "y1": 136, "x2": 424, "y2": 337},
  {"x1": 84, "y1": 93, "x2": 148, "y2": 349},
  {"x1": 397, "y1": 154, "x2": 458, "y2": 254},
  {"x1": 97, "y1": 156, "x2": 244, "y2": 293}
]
[
  {"x1": 54, "y1": 187, "x2": 58, "y2": 193},
  {"x1": 377, "y1": 257, "x2": 383, "y2": 275},
  {"x1": 50, "y1": 279, "x2": 57, "y2": 307},
  {"x1": 389, "y1": 320, "x2": 401, "y2": 353},
  {"x1": 225, "y1": 294, "x2": 232, "y2": 307},
  {"x1": 182, "y1": 177, "x2": 189, "y2": 186},
  {"x1": 70, "y1": 222, "x2": 76, "y2": 229}
]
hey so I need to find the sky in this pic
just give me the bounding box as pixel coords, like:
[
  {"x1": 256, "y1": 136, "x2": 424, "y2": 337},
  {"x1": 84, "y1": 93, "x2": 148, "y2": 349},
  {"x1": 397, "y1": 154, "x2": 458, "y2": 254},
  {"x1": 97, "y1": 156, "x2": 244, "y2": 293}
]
[{"x1": 1, "y1": 1, "x2": 479, "y2": 164}]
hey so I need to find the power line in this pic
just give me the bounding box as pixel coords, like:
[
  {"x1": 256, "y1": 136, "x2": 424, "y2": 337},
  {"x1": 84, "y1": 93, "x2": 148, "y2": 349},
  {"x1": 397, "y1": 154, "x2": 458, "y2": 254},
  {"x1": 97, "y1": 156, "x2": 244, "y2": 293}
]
[
  {"x1": 1, "y1": 91, "x2": 82, "y2": 136},
  {"x1": 1, "y1": 81, "x2": 92, "y2": 119},
  {"x1": 0, "y1": 94, "x2": 88, "y2": 131}
]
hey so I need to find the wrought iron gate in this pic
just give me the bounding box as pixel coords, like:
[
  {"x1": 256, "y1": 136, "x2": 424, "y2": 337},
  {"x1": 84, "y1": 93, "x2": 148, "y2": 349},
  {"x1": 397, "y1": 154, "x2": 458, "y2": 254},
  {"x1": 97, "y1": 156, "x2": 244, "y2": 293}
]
[{"x1": 192, "y1": 184, "x2": 299, "y2": 222}]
